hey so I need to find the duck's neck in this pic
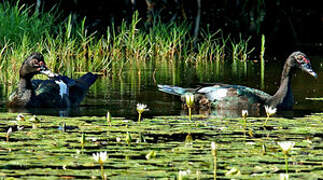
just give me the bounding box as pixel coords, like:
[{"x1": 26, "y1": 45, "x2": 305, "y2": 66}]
[
  {"x1": 18, "y1": 77, "x2": 33, "y2": 93},
  {"x1": 268, "y1": 63, "x2": 294, "y2": 109}
]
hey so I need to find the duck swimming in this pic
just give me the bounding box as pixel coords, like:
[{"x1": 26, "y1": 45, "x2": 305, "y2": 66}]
[
  {"x1": 8, "y1": 52, "x2": 98, "y2": 108},
  {"x1": 158, "y1": 51, "x2": 317, "y2": 111}
]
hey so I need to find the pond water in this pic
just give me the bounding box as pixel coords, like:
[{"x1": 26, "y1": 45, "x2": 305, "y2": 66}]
[{"x1": 0, "y1": 55, "x2": 322, "y2": 118}]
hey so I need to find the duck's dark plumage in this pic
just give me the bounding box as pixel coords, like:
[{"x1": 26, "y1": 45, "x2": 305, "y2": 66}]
[
  {"x1": 158, "y1": 51, "x2": 317, "y2": 111},
  {"x1": 8, "y1": 52, "x2": 98, "y2": 108}
]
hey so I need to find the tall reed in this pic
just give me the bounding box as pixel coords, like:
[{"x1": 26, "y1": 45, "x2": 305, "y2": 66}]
[{"x1": 0, "y1": 2, "x2": 256, "y2": 96}]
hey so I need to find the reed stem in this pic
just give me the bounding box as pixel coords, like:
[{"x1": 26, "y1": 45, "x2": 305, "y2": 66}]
[{"x1": 260, "y1": 34, "x2": 265, "y2": 89}]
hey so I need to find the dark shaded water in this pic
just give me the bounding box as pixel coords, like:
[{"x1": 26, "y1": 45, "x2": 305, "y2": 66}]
[{"x1": 1, "y1": 56, "x2": 322, "y2": 118}]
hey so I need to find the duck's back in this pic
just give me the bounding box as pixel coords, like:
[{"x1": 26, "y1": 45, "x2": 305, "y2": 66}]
[
  {"x1": 33, "y1": 72, "x2": 98, "y2": 107},
  {"x1": 31, "y1": 80, "x2": 68, "y2": 107},
  {"x1": 197, "y1": 84, "x2": 271, "y2": 110}
]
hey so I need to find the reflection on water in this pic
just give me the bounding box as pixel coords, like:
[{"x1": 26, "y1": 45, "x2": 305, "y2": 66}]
[{"x1": 1, "y1": 56, "x2": 322, "y2": 118}]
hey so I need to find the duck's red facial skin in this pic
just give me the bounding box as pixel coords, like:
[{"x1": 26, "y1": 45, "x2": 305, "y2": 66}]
[
  {"x1": 294, "y1": 54, "x2": 317, "y2": 78},
  {"x1": 31, "y1": 59, "x2": 47, "y2": 71},
  {"x1": 296, "y1": 55, "x2": 310, "y2": 65}
]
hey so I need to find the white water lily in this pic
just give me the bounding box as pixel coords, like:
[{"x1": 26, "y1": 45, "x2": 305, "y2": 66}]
[
  {"x1": 280, "y1": 173, "x2": 289, "y2": 180},
  {"x1": 264, "y1": 105, "x2": 277, "y2": 126},
  {"x1": 241, "y1": 110, "x2": 248, "y2": 118},
  {"x1": 278, "y1": 141, "x2": 295, "y2": 154},
  {"x1": 92, "y1": 152, "x2": 108, "y2": 164},
  {"x1": 184, "y1": 93, "x2": 194, "y2": 108},
  {"x1": 16, "y1": 113, "x2": 25, "y2": 121},
  {"x1": 211, "y1": 141, "x2": 217, "y2": 151},
  {"x1": 6, "y1": 127, "x2": 12, "y2": 136},
  {"x1": 6, "y1": 127, "x2": 12, "y2": 142},
  {"x1": 136, "y1": 103, "x2": 149, "y2": 113},
  {"x1": 264, "y1": 105, "x2": 277, "y2": 116},
  {"x1": 137, "y1": 103, "x2": 149, "y2": 123},
  {"x1": 93, "y1": 152, "x2": 108, "y2": 179},
  {"x1": 178, "y1": 169, "x2": 191, "y2": 180}
]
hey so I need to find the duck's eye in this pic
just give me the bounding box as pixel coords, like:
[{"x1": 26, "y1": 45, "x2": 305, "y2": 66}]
[
  {"x1": 296, "y1": 55, "x2": 305, "y2": 64},
  {"x1": 32, "y1": 59, "x2": 38, "y2": 64},
  {"x1": 297, "y1": 55, "x2": 303, "y2": 60},
  {"x1": 31, "y1": 59, "x2": 40, "y2": 67}
]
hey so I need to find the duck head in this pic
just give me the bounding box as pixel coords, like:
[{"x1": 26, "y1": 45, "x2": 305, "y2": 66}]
[
  {"x1": 20, "y1": 52, "x2": 56, "y2": 79},
  {"x1": 289, "y1": 51, "x2": 317, "y2": 78}
]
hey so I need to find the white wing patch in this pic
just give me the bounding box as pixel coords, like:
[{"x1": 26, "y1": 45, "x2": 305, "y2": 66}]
[
  {"x1": 55, "y1": 80, "x2": 68, "y2": 99},
  {"x1": 198, "y1": 87, "x2": 228, "y2": 101}
]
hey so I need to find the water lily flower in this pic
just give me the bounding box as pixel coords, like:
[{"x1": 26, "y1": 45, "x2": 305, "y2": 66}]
[
  {"x1": 16, "y1": 113, "x2": 25, "y2": 121},
  {"x1": 184, "y1": 93, "x2": 194, "y2": 108},
  {"x1": 29, "y1": 115, "x2": 40, "y2": 122},
  {"x1": 225, "y1": 167, "x2": 241, "y2": 177},
  {"x1": 178, "y1": 169, "x2": 191, "y2": 180},
  {"x1": 184, "y1": 93, "x2": 194, "y2": 121},
  {"x1": 241, "y1": 110, "x2": 248, "y2": 118},
  {"x1": 136, "y1": 103, "x2": 149, "y2": 113},
  {"x1": 92, "y1": 152, "x2": 108, "y2": 179},
  {"x1": 136, "y1": 103, "x2": 149, "y2": 122},
  {"x1": 278, "y1": 141, "x2": 295, "y2": 154},
  {"x1": 6, "y1": 127, "x2": 12, "y2": 142},
  {"x1": 211, "y1": 142, "x2": 217, "y2": 153},
  {"x1": 278, "y1": 141, "x2": 295, "y2": 174},
  {"x1": 265, "y1": 105, "x2": 277, "y2": 116},
  {"x1": 93, "y1": 151, "x2": 108, "y2": 164},
  {"x1": 264, "y1": 105, "x2": 277, "y2": 126},
  {"x1": 241, "y1": 110, "x2": 248, "y2": 134},
  {"x1": 280, "y1": 173, "x2": 289, "y2": 180}
]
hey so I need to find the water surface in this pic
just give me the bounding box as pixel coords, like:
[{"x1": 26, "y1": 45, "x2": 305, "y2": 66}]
[{"x1": 1, "y1": 56, "x2": 322, "y2": 118}]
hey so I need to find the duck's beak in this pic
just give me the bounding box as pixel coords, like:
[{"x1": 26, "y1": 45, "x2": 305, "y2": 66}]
[
  {"x1": 301, "y1": 63, "x2": 317, "y2": 78},
  {"x1": 39, "y1": 66, "x2": 58, "y2": 78},
  {"x1": 307, "y1": 69, "x2": 318, "y2": 78}
]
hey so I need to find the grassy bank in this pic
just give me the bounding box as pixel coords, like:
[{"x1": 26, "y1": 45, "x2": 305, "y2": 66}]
[{"x1": 0, "y1": 1, "x2": 254, "y2": 87}]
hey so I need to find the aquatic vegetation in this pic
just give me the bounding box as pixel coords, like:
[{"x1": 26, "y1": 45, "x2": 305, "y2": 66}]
[
  {"x1": 0, "y1": 113, "x2": 322, "y2": 179},
  {"x1": 0, "y1": 2, "x2": 256, "y2": 92},
  {"x1": 278, "y1": 141, "x2": 295, "y2": 174},
  {"x1": 264, "y1": 105, "x2": 277, "y2": 126},
  {"x1": 136, "y1": 103, "x2": 149, "y2": 123}
]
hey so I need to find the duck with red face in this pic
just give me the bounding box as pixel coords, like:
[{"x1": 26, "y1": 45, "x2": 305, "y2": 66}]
[{"x1": 8, "y1": 52, "x2": 98, "y2": 108}]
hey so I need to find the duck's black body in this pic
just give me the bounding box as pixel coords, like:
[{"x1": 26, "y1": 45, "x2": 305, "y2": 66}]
[
  {"x1": 158, "y1": 51, "x2": 317, "y2": 111},
  {"x1": 8, "y1": 52, "x2": 98, "y2": 108}
]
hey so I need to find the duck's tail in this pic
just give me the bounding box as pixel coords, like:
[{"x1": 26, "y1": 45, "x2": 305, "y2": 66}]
[
  {"x1": 69, "y1": 72, "x2": 98, "y2": 107},
  {"x1": 78, "y1": 72, "x2": 98, "y2": 88},
  {"x1": 157, "y1": 84, "x2": 189, "y2": 96}
]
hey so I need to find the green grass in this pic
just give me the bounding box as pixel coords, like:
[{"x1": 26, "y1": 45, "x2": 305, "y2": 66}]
[{"x1": 0, "y1": 1, "x2": 255, "y2": 89}]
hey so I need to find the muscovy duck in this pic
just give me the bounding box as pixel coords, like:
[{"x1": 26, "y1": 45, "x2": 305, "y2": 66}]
[
  {"x1": 7, "y1": 52, "x2": 98, "y2": 108},
  {"x1": 158, "y1": 51, "x2": 317, "y2": 111}
]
